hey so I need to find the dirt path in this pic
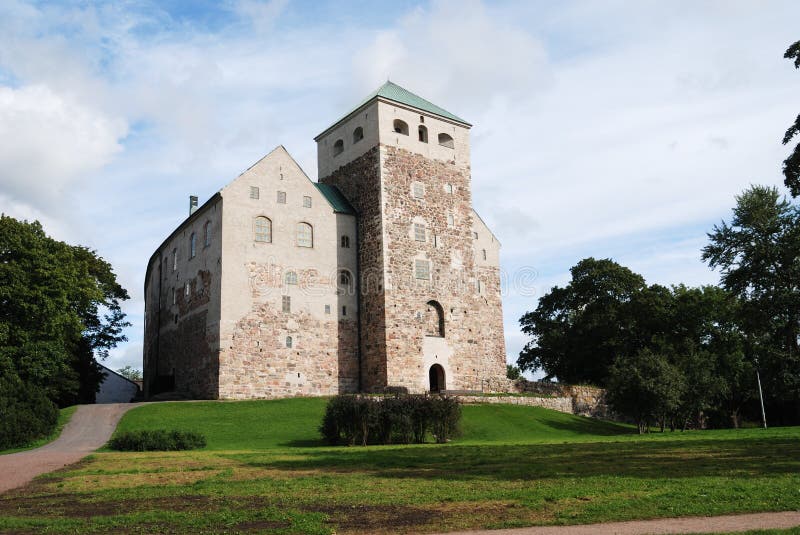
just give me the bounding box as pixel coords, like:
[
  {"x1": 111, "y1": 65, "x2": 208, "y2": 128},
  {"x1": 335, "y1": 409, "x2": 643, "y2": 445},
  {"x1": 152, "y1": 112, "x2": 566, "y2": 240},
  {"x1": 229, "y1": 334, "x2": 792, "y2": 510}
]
[
  {"x1": 438, "y1": 510, "x2": 800, "y2": 535},
  {"x1": 0, "y1": 403, "x2": 141, "y2": 494}
]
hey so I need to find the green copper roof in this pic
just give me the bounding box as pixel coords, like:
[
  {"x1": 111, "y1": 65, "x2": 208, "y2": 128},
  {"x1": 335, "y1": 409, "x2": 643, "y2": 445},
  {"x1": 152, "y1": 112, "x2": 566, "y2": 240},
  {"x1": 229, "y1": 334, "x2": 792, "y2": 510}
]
[
  {"x1": 315, "y1": 183, "x2": 356, "y2": 215},
  {"x1": 318, "y1": 81, "x2": 470, "y2": 138}
]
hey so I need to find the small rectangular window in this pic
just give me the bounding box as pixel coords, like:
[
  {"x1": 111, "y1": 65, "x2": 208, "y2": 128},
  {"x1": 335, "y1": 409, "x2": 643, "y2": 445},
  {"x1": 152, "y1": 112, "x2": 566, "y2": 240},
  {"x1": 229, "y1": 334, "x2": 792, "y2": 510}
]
[
  {"x1": 303, "y1": 196, "x2": 312, "y2": 208},
  {"x1": 342, "y1": 306, "x2": 347, "y2": 316},
  {"x1": 277, "y1": 191, "x2": 287, "y2": 204},
  {"x1": 184, "y1": 282, "x2": 190, "y2": 297},
  {"x1": 447, "y1": 214, "x2": 454, "y2": 228},
  {"x1": 172, "y1": 249, "x2": 177, "y2": 271},
  {"x1": 325, "y1": 304, "x2": 331, "y2": 314},
  {"x1": 413, "y1": 183, "x2": 424, "y2": 199},
  {"x1": 415, "y1": 259, "x2": 430, "y2": 280},
  {"x1": 414, "y1": 223, "x2": 426, "y2": 242},
  {"x1": 473, "y1": 231, "x2": 479, "y2": 239},
  {"x1": 171, "y1": 287, "x2": 176, "y2": 305},
  {"x1": 341, "y1": 235, "x2": 350, "y2": 248},
  {"x1": 477, "y1": 280, "x2": 483, "y2": 294},
  {"x1": 482, "y1": 249, "x2": 487, "y2": 260},
  {"x1": 445, "y1": 183, "x2": 453, "y2": 194},
  {"x1": 250, "y1": 186, "x2": 260, "y2": 200},
  {"x1": 282, "y1": 295, "x2": 291, "y2": 313}
]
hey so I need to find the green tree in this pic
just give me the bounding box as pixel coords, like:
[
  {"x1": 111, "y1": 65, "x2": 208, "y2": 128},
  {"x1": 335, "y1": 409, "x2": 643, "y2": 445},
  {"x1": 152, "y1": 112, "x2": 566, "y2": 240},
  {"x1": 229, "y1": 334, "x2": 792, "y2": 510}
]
[
  {"x1": 702, "y1": 186, "x2": 800, "y2": 424},
  {"x1": 606, "y1": 348, "x2": 685, "y2": 434},
  {"x1": 506, "y1": 364, "x2": 521, "y2": 380},
  {"x1": 0, "y1": 215, "x2": 130, "y2": 405},
  {"x1": 783, "y1": 40, "x2": 800, "y2": 197},
  {"x1": 117, "y1": 366, "x2": 142, "y2": 382},
  {"x1": 518, "y1": 258, "x2": 648, "y2": 385}
]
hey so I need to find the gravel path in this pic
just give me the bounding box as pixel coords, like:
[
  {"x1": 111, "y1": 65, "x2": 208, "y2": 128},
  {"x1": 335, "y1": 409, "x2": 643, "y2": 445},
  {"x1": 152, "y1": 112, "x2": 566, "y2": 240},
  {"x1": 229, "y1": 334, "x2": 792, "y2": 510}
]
[
  {"x1": 439, "y1": 510, "x2": 800, "y2": 535},
  {"x1": 0, "y1": 403, "x2": 141, "y2": 494}
]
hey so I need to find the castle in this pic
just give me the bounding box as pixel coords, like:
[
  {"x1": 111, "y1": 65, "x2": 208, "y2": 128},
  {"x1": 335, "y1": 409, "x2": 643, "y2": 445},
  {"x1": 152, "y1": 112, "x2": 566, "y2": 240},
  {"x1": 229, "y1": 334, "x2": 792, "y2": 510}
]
[{"x1": 142, "y1": 82, "x2": 506, "y2": 399}]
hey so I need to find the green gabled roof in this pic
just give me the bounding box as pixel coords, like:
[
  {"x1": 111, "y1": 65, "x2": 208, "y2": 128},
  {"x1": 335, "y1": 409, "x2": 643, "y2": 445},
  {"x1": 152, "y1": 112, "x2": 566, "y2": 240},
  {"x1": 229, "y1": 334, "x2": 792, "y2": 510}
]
[
  {"x1": 314, "y1": 183, "x2": 356, "y2": 216},
  {"x1": 317, "y1": 81, "x2": 470, "y2": 139}
]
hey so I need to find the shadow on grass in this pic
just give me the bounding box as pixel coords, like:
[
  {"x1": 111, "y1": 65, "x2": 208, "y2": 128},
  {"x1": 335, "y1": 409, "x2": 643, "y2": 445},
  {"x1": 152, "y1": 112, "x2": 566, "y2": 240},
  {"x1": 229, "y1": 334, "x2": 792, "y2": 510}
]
[
  {"x1": 235, "y1": 436, "x2": 800, "y2": 482},
  {"x1": 533, "y1": 414, "x2": 633, "y2": 436}
]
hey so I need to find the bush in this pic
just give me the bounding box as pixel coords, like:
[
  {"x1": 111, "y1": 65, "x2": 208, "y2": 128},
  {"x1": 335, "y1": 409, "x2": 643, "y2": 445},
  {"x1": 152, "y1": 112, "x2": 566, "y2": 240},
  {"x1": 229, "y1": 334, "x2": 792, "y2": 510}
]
[
  {"x1": 0, "y1": 376, "x2": 59, "y2": 449},
  {"x1": 320, "y1": 394, "x2": 461, "y2": 446},
  {"x1": 109, "y1": 429, "x2": 206, "y2": 451}
]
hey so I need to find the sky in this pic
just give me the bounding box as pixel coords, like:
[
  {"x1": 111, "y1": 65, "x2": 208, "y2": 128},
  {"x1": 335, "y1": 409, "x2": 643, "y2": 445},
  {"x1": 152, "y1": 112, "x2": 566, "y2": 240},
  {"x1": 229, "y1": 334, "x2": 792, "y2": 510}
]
[{"x1": 0, "y1": 0, "x2": 798, "y2": 375}]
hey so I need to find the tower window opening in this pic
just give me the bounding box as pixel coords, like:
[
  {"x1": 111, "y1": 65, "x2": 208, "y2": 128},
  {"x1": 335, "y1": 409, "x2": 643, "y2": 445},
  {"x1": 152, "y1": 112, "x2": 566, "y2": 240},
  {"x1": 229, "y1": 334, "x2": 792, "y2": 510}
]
[
  {"x1": 438, "y1": 133, "x2": 454, "y2": 149},
  {"x1": 393, "y1": 119, "x2": 409, "y2": 135},
  {"x1": 418, "y1": 125, "x2": 428, "y2": 143},
  {"x1": 353, "y1": 127, "x2": 364, "y2": 143},
  {"x1": 426, "y1": 300, "x2": 445, "y2": 337},
  {"x1": 333, "y1": 139, "x2": 344, "y2": 156}
]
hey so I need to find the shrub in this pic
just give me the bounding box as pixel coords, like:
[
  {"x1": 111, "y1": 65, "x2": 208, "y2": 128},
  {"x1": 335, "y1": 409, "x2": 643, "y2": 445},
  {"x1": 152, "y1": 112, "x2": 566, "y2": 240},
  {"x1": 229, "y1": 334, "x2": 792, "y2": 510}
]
[
  {"x1": 109, "y1": 429, "x2": 206, "y2": 451},
  {"x1": 0, "y1": 376, "x2": 59, "y2": 449},
  {"x1": 320, "y1": 394, "x2": 461, "y2": 446}
]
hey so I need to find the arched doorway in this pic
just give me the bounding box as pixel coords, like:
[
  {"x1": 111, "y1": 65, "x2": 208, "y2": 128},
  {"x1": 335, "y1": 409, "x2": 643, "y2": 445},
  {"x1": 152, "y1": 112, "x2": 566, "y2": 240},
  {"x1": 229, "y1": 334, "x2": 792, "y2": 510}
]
[{"x1": 429, "y1": 364, "x2": 445, "y2": 393}]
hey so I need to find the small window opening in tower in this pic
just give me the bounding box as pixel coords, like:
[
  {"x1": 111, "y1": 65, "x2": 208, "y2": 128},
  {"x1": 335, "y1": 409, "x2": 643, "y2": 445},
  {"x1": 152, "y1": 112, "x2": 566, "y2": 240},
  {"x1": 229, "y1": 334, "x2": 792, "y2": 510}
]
[
  {"x1": 286, "y1": 336, "x2": 293, "y2": 348},
  {"x1": 426, "y1": 300, "x2": 445, "y2": 337},
  {"x1": 333, "y1": 139, "x2": 344, "y2": 156},
  {"x1": 419, "y1": 115, "x2": 424, "y2": 123},
  {"x1": 353, "y1": 127, "x2": 364, "y2": 143},
  {"x1": 438, "y1": 133, "x2": 454, "y2": 149},
  {"x1": 393, "y1": 119, "x2": 409, "y2": 135},
  {"x1": 418, "y1": 125, "x2": 428, "y2": 143}
]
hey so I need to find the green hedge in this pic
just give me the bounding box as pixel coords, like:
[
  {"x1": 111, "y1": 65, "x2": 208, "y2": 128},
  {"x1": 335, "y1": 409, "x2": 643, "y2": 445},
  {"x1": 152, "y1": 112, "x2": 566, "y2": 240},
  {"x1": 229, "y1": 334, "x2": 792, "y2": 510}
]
[
  {"x1": 320, "y1": 394, "x2": 461, "y2": 446},
  {"x1": 0, "y1": 376, "x2": 59, "y2": 449},
  {"x1": 109, "y1": 429, "x2": 206, "y2": 451}
]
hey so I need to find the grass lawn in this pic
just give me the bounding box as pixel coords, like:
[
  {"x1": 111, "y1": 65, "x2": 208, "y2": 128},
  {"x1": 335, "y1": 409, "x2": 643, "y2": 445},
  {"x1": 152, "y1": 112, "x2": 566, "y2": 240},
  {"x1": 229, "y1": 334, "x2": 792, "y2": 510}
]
[
  {"x1": 0, "y1": 399, "x2": 798, "y2": 534},
  {"x1": 0, "y1": 405, "x2": 77, "y2": 456}
]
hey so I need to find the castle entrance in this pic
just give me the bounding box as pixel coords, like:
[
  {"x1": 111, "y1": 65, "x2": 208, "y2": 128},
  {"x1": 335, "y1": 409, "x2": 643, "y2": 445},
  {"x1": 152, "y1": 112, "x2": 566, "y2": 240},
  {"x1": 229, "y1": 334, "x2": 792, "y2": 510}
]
[{"x1": 429, "y1": 364, "x2": 445, "y2": 393}]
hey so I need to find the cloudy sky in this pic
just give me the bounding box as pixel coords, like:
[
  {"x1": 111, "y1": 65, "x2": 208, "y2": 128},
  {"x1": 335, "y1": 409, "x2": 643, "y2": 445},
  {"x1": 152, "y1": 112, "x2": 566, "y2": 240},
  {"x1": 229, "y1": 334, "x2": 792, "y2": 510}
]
[{"x1": 1, "y1": 0, "x2": 797, "y2": 374}]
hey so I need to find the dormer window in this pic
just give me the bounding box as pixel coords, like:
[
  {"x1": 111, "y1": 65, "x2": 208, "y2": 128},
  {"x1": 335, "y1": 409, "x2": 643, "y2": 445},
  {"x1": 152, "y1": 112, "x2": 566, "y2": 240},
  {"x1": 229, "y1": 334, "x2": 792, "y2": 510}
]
[
  {"x1": 438, "y1": 133, "x2": 454, "y2": 149},
  {"x1": 418, "y1": 125, "x2": 428, "y2": 143},
  {"x1": 353, "y1": 127, "x2": 364, "y2": 143},
  {"x1": 393, "y1": 119, "x2": 409, "y2": 135},
  {"x1": 333, "y1": 139, "x2": 344, "y2": 156}
]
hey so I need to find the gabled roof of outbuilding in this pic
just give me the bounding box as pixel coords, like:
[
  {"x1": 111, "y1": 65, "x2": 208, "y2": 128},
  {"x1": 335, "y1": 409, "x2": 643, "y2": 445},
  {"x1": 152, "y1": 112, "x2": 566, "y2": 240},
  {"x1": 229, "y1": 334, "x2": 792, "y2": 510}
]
[
  {"x1": 314, "y1": 183, "x2": 356, "y2": 215},
  {"x1": 315, "y1": 81, "x2": 470, "y2": 140}
]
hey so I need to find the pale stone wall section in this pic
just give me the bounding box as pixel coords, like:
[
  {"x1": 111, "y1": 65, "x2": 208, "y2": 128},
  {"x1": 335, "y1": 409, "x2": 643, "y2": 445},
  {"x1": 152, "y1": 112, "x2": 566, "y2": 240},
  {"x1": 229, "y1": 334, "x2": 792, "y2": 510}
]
[
  {"x1": 458, "y1": 395, "x2": 574, "y2": 414},
  {"x1": 217, "y1": 146, "x2": 359, "y2": 399}
]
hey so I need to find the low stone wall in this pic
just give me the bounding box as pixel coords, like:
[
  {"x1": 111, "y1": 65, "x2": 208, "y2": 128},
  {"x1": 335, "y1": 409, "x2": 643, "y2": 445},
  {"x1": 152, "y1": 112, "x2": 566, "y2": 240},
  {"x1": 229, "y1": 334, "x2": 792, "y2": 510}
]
[
  {"x1": 475, "y1": 378, "x2": 611, "y2": 419},
  {"x1": 458, "y1": 395, "x2": 573, "y2": 413}
]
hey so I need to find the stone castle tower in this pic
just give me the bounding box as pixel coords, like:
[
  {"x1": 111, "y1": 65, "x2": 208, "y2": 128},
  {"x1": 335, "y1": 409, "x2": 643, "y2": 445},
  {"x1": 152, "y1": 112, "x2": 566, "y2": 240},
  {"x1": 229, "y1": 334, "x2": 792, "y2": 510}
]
[
  {"x1": 142, "y1": 82, "x2": 506, "y2": 399},
  {"x1": 316, "y1": 82, "x2": 506, "y2": 393}
]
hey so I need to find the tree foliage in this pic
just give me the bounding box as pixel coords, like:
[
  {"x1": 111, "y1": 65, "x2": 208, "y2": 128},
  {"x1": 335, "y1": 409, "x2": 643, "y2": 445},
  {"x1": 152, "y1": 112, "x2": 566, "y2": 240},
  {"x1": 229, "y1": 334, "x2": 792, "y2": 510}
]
[
  {"x1": 117, "y1": 366, "x2": 143, "y2": 382},
  {"x1": 783, "y1": 40, "x2": 800, "y2": 197},
  {"x1": 702, "y1": 185, "x2": 800, "y2": 423},
  {"x1": 518, "y1": 258, "x2": 647, "y2": 385},
  {"x1": 0, "y1": 215, "x2": 130, "y2": 406}
]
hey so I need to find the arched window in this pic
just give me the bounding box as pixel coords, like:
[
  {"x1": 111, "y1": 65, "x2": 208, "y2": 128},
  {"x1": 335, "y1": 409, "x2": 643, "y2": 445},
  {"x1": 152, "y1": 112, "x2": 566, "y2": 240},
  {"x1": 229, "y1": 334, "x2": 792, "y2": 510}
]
[
  {"x1": 418, "y1": 125, "x2": 428, "y2": 143},
  {"x1": 341, "y1": 235, "x2": 350, "y2": 248},
  {"x1": 438, "y1": 133, "x2": 454, "y2": 149},
  {"x1": 429, "y1": 364, "x2": 445, "y2": 392},
  {"x1": 333, "y1": 139, "x2": 344, "y2": 156},
  {"x1": 339, "y1": 270, "x2": 352, "y2": 289},
  {"x1": 203, "y1": 221, "x2": 211, "y2": 247},
  {"x1": 353, "y1": 127, "x2": 364, "y2": 143},
  {"x1": 189, "y1": 233, "x2": 196, "y2": 259},
  {"x1": 297, "y1": 222, "x2": 313, "y2": 248},
  {"x1": 393, "y1": 119, "x2": 409, "y2": 135},
  {"x1": 286, "y1": 336, "x2": 293, "y2": 348},
  {"x1": 285, "y1": 271, "x2": 297, "y2": 285},
  {"x1": 447, "y1": 213, "x2": 454, "y2": 228},
  {"x1": 426, "y1": 300, "x2": 445, "y2": 337},
  {"x1": 254, "y1": 216, "x2": 272, "y2": 243}
]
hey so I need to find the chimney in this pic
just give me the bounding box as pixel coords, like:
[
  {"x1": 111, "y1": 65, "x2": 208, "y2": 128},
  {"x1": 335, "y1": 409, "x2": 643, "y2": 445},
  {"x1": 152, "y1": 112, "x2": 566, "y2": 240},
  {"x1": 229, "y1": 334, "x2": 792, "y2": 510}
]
[{"x1": 189, "y1": 195, "x2": 198, "y2": 215}]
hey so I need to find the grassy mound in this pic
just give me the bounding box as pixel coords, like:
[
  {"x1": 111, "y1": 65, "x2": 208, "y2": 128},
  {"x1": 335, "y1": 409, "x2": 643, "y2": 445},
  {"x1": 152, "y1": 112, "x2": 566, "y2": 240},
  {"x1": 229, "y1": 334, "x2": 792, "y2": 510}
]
[{"x1": 112, "y1": 397, "x2": 632, "y2": 450}]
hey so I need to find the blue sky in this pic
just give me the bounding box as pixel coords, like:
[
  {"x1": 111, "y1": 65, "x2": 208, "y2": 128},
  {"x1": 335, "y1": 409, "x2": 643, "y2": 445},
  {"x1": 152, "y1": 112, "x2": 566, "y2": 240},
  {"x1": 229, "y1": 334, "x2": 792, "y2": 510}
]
[{"x1": 0, "y1": 0, "x2": 797, "y2": 375}]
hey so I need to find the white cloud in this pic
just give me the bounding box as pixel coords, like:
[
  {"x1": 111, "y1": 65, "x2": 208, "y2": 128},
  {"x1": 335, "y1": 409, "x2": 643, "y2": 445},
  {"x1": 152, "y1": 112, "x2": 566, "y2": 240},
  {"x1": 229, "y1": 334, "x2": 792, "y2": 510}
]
[{"x1": 0, "y1": 84, "x2": 127, "y2": 211}]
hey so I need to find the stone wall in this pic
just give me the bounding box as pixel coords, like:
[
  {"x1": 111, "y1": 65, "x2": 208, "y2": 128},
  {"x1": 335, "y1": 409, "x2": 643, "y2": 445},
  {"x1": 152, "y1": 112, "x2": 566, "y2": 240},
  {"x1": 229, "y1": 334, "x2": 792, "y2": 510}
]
[
  {"x1": 458, "y1": 395, "x2": 573, "y2": 413},
  {"x1": 320, "y1": 146, "x2": 388, "y2": 392},
  {"x1": 477, "y1": 377, "x2": 610, "y2": 418},
  {"x1": 378, "y1": 145, "x2": 506, "y2": 393}
]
